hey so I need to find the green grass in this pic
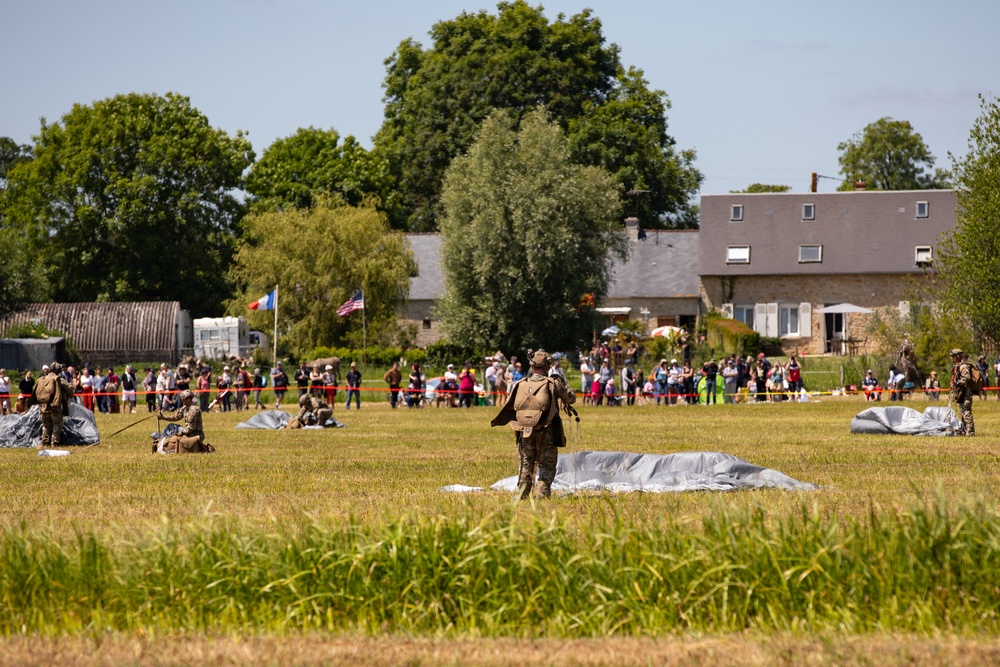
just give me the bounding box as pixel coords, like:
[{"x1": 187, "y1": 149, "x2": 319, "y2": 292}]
[{"x1": 2, "y1": 397, "x2": 1000, "y2": 640}]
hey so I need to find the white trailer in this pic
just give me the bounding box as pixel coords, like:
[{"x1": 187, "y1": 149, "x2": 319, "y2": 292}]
[{"x1": 193, "y1": 316, "x2": 250, "y2": 359}]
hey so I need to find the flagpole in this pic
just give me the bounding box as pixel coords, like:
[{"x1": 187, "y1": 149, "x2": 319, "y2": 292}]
[
  {"x1": 361, "y1": 290, "x2": 367, "y2": 364},
  {"x1": 272, "y1": 283, "x2": 278, "y2": 366}
]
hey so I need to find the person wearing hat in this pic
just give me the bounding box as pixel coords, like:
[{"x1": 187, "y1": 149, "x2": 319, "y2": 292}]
[
  {"x1": 158, "y1": 389, "x2": 212, "y2": 453},
  {"x1": 703, "y1": 358, "x2": 719, "y2": 405},
  {"x1": 383, "y1": 361, "x2": 402, "y2": 409},
  {"x1": 579, "y1": 356, "x2": 595, "y2": 405},
  {"x1": 345, "y1": 361, "x2": 362, "y2": 409},
  {"x1": 722, "y1": 358, "x2": 739, "y2": 404},
  {"x1": 949, "y1": 348, "x2": 975, "y2": 435},
  {"x1": 322, "y1": 363, "x2": 339, "y2": 408},
  {"x1": 31, "y1": 362, "x2": 73, "y2": 448},
  {"x1": 862, "y1": 369, "x2": 881, "y2": 402},
  {"x1": 491, "y1": 349, "x2": 577, "y2": 499}
]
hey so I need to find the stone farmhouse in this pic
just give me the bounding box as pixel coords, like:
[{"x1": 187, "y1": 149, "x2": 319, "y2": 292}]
[
  {"x1": 698, "y1": 189, "x2": 957, "y2": 356},
  {"x1": 405, "y1": 188, "x2": 957, "y2": 355}
]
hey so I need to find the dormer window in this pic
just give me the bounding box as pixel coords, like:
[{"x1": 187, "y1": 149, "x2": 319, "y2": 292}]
[
  {"x1": 802, "y1": 203, "x2": 815, "y2": 220},
  {"x1": 730, "y1": 204, "x2": 744, "y2": 221},
  {"x1": 915, "y1": 246, "x2": 933, "y2": 266},
  {"x1": 726, "y1": 246, "x2": 750, "y2": 264}
]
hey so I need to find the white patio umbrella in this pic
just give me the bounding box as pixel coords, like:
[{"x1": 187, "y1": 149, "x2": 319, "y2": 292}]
[
  {"x1": 650, "y1": 325, "x2": 683, "y2": 341},
  {"x1": 815, "y1": 303, "x2": 873, "y2": 314}
]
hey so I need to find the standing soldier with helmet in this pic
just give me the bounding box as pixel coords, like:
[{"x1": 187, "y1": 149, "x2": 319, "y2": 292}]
[
  {"x1": 949, "y1": 348, "x2": 975, "y2": 436},
  {"x1": 31, "y1": 362, "x2": 73, "y2": 448},
  {"x1": 491, "y1": 349, "x2": 577, "y2": 499}
]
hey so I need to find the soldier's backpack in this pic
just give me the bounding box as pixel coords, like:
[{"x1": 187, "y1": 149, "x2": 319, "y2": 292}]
[
  {"x1": 965, "y1": 363, "x2": 986, "y2": 393},
  {"x1": 511, "y1": 376, "x2": 554, "y2": 434},
  {"x1": 34, "y1": 375, "x2": 61, "y2": 406}
]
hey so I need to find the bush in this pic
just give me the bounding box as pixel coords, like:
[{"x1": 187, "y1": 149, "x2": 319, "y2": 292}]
[
  {"x1": 308, "y1": 346, "x2": 426, "y2": 368},
  {"x1": 423, "y1": 340, "x2": 483, "y2": 370}
]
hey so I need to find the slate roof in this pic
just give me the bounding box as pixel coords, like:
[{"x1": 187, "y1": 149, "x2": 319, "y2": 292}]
[
  {"x1": 405, "y1": 231, "x2": 699, "y2": 301},
  {"x1": 608, "y1": 230, "x2": 700, "y2": 298}
]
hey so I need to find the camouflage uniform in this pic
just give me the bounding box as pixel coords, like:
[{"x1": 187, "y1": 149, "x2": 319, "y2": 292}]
[
  {"x1": 32, "y1": 364, "x2": 73, "y2": 448},
  {"x1": 491, "y1": 350, "x2": 576, "y2": 499},
  {"x1": 160, "y1": 392, "x2": 206, "y2": 451},
  {"x1": 298, "y1": 394, "x2": 333, "y2": 425},
  {"x1": 949, "y1": 349, "x2": 975, "y2": 436}
]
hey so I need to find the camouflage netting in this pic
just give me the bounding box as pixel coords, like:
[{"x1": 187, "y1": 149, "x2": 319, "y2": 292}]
[{"x1": 0, "y1": 404, "x2": 100, "y2": 448}]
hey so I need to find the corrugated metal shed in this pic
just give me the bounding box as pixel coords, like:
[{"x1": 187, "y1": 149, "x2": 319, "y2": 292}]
[
  {"x1": 0, "y1": 302, "x2": 190, "y2": 365},
  {"x1": 0, "y1": 338, "x2": 66, "y2": 371}
]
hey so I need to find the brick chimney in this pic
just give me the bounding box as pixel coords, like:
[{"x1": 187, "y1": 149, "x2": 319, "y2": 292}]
[
  {"x1": 854, "y1": 180, "x2": 866, "y2": 191},
  {"x1": 625, "y1": 216, "x2": 641, "y2": 240}
]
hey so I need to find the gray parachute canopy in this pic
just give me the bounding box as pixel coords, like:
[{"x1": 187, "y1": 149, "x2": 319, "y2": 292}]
[
  {"x1": 235, "y1": 410, "x2": 345, "y2": 429},
  {"x1": 849, "y1": 406, "x2": 960, "y2": 436},
  {"x1": 488, "y1": 450, "x2": 819, "y2": 493},
  {"x1": 0, "y1": 404, "x2": 100, "y2": 448}
]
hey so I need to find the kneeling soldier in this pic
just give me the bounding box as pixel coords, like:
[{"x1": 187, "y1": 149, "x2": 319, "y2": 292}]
[
  {"x1": 158, "y1": 390, "x2": 213, "y2": 453},
  {"x1": 298, "y1": 393, "x2": 333, "y2": 426}
]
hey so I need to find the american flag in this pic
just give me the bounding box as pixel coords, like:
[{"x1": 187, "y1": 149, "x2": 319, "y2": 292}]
[{"x1": 337, "y1": 290, "x2": 365, "y2": 317}]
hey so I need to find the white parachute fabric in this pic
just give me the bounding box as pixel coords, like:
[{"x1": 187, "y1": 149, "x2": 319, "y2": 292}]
[
  {"x1": 489, "y1": 450, "x2": 819, "y2": 493},
  {"x1": 234, "y1": 410, "x2": 345, "y2": 429},
  {"x1": 849, "y1": 406, "x2": 960, "y2": 436}
]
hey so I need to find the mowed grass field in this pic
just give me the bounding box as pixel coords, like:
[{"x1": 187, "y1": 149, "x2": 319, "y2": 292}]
[{"x1": 3, "y1": 396, "x2": 1000, "y2": 665}]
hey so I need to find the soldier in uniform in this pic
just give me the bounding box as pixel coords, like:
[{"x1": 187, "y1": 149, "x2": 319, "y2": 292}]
[
  {"x1": 158, "y1": 389, "x2": 212, "y2": 453},
  {"x1": 297, "y1": 393, "x2": 333, "y2": 426},
  {"x1": 949, "y1": 348, "x2": 975, "y2": 436},
  {"x1": 31, "y1": 362, "x2": 73, "y2": 448},
  {"x1": 491, "y1": 349, "x2": 577, "y2": 499}
]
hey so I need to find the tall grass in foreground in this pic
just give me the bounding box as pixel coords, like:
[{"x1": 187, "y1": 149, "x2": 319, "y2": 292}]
[{"x1": 2, "y1": 499, "x2": 1000, "y2": 637}]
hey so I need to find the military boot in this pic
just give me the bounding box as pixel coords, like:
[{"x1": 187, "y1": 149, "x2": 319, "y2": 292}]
[{"x1": 536, "y1": 481, "x2": 552, "y2": 499}]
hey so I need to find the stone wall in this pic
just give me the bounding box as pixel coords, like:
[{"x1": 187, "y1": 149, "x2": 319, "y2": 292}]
[{"x1": 700, "y1": 273, "x2": 927, "y2": 355}]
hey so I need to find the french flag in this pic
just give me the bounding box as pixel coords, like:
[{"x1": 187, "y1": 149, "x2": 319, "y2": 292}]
[{"x1": 248, "y1": 290, "x2": 276, "y2": 311}]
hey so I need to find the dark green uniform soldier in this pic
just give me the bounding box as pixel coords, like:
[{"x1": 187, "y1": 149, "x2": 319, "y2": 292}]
[
  {"x1": 491, "y1": 349, "x2": 576, "y2": 499},
  {"x1": 949, "y1": 348, "x2": 975, "y2": 436},
  {"x1": 31, "y1": 362, "x2": 73, "y2": 448},
  {"x1": 298, "y1": 394, "x2": 333, "y2": 426}
]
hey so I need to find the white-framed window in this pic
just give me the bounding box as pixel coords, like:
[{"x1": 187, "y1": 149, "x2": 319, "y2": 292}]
[
  {"x1": 726, "y1": 245, "x2": 750, "y2": 264},
  {"x1": 915, "y1": 246, "x2": 933, "y2": 266},
  {"x1": 916, "y1": 201, "x2": 929, "y2": 218},
  {"x1": 734, "y1": 305, "x2": 755, "y2": 330},
  {"x1": 730, "y1": 204, "x2": 744, "y2": 221},
  {"x1": 802, "y1": 203, "x2": 815, "y2": 220},
  {"x1": 779, "y1": 305, "x2": 799, "y2": 336},
  {"x1": 799, "y1": 244, "x2": 823, "y2": 263}
]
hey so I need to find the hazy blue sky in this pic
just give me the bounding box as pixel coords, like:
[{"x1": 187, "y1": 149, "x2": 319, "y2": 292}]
[{"x1": 3, "y1": 0, "x2": 996, "y2": 196}]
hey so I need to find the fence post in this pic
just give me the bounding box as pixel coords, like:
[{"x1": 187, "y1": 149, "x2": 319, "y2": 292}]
[{"x1": 840, "y1": 364, "x2": 844, "y2": 388}]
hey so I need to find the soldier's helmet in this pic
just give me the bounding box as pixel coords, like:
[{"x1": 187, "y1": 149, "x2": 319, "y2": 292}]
[
  {"x1": 181, "y1": 390, "x2": 194, "y2": 401},
  {"x1": 299, "y1": 394, "x2": 311, "y2": 407},
  {"x1": 530, "y1": 349, "x2": 551, "y2": 369},
  {"x1": 50, "y1": 362, "x2": 62, "y2": 373},
  {"x1": 950, "y1": 348, "x2": 964, "y2": 357}
]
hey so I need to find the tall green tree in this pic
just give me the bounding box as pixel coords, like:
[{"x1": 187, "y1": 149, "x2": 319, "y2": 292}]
[
  {"x1": 0, "y1": 137, "x2": 37, "y2": 316},
  {"x1": 0, "y1": 137, "x2": 31, "y2": 186},
  {"x1": 937, "y1": 95, "x2": 1000, "y2": 347},
  {"x1": 244, "y1": 127, "x2": 398, "y2": 217},
  {"x1": 567, "y1": 67, "x2": 702, "y2": 228},
  {"x1": 837, "y1": 117, "x2": 950, "y2": 190},
  {"x1": 2, "y1": 93, "x2": 254, "y2": 314},
  {"x1": 375, "y1": 1, "x2": 699, "y2": 231},
  {"x1": 438, "y1": 108, "x2": 626, "y2": 352},
  {"x1": 227, "y1": 198, "x2": 416, "y2": 358}
]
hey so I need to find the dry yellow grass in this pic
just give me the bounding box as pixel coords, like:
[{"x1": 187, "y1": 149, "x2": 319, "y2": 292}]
[{"x1": 2, "y1": 397, "x2": 999, "y2": 532}]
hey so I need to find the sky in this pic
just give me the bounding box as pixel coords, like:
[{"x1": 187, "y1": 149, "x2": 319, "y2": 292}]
[{"x1": 3, "y1": 0, "x2": 996, "y2": 197}]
